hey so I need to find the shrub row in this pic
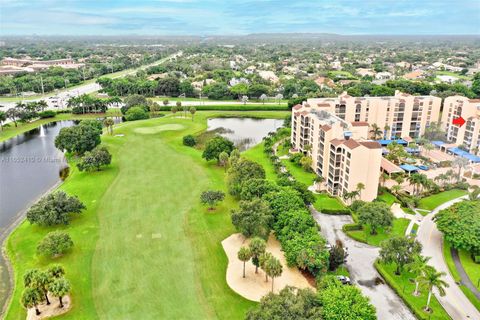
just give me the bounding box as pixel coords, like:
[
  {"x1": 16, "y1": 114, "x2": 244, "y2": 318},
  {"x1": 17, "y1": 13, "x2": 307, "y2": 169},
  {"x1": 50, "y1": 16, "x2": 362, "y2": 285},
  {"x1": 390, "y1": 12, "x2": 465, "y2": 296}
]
[
  {"x1": 159, "y1": 104, "x2": 289, "y2": 112},
  {"x1": 321, "y1": 208, "x2": 352, "y2": 215}
]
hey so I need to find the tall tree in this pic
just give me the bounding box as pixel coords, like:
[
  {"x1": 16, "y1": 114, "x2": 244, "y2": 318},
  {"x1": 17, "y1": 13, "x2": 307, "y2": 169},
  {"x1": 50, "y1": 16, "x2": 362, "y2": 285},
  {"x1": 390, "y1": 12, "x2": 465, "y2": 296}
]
[
  {"x1": 265, "y1": 255, "x2": 283, "y2": 292},
  {"x1": 380, "y1": 236, "x2": 422, "y2": 275},
  {"x1": 419, "y1": 267, "x2": 449, "y2": 312},
  {"x1": 21, "y1": 287, "x2": 43, "y2": 316},
  {"x1": 48, "y1": 278, "x2": 71, "y2": 308},
  {"x1": 189, "y1": 106, "x2": 196, "y2": 121},
  {"x1": 357, "y1": 202, "x2": 394, "y2": 235},
  {"x1": 406, "y1": 255, "x2": 431, "y2": 296},
  {"x1": 237, "y1": 246, "x2": 252, "y2": 278},
  {"x1": 231, "y1": 199, "x2": 273, "y2": 239},
  {"x1": 249, "y1": 237, "x2": 266, "y2": 274}
]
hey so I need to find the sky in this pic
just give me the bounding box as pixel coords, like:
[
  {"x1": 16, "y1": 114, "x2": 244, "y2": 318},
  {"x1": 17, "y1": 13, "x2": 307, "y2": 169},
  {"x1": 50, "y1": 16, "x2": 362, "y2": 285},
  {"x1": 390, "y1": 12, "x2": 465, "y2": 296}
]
[{"x1": 0, "y1": 0, "x2": 479, "y2": 36}]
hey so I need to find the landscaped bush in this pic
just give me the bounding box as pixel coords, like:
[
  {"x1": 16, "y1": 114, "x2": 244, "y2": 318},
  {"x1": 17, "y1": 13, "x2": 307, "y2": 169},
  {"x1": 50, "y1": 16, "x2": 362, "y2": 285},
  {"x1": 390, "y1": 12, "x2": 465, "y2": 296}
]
[
  {"x1": 158, "y1": 104, "x2": 289, "y2": 112},
  {"x1": 289, "y1": 153, "x2": 303, "y2": 165},
  {"x1": 182, "y1": 135, "x2": 196, "y2": 147},
  {"x1": 38, "y1": 110, "x2": 56, "y2": 118},
  {"x1": 77, "y1": 146, "x2": 112, "y2": 172},
  {"x1": 342, "y1": 223, "x2": 362, "y2": 232},
  {"x1": 321, "y1": 208, "x2": 351, "y2": 215},
  {"x1": 125, "y1": 106, "x2": 149, "y2": 121}
]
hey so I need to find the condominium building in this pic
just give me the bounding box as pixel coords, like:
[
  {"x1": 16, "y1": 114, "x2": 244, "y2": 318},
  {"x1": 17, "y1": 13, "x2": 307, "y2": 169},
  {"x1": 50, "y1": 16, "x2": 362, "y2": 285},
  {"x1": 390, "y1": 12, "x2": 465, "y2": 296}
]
[
  {"x1": 306, "y1": 91, "x2": 441, "y2": 139},
  {"x1": 291, "y1": 105, "x2": 382, "y2": 202},
  {"x1": 441, "y1": 96, "x2": 480, "y2": 155}
]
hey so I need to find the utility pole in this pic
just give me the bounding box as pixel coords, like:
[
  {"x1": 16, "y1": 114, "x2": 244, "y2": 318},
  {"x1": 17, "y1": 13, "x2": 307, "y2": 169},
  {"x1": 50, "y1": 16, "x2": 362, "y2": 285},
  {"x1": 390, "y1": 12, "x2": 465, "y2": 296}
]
[{"x1": 82, "y1": 66, "x2": 86, "y2": 81}]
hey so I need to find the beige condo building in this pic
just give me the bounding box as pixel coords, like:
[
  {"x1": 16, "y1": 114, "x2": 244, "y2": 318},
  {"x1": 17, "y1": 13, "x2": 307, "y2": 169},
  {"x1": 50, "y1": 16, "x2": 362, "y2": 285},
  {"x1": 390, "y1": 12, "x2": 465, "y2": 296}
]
[
  {"x1": 291, "y1": 105, "x2": 382, "y2": 202},
  {"x1": 306, "y1": 91, "x2": 441, "y2": 139},
  {"x1": 441, "y1": 96, "x2": 480, "y2": 155}
]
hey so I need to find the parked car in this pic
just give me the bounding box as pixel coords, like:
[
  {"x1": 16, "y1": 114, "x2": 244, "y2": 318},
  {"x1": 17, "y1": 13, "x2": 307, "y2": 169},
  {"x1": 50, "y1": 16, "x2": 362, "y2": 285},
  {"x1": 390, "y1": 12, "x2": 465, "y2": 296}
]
[
  {"x1": 336, "y1": 275, "x2": 351, "y2": 285},
  {"x1": 418, "y1": 165, "x2": 429, "y2": 170}
]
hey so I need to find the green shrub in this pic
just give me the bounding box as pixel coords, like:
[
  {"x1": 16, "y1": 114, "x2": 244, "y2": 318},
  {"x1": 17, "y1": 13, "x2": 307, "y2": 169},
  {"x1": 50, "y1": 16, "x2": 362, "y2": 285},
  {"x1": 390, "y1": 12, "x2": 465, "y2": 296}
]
[
  {"x1": 158, "y1": 104, "x2": 289, "y2": 111},
  {"x1": 182, "y1": 135, "x2": 196, "y2": 147},
  {"x1": 322, "y1": 208, "x2": 351, "y2": 215},
  {"x1": 125, "y1": 106, "x2": 149, "y2": 121},
  {"x1": 38, "y1": 110, "x2": 56, "y2": 118},
  {"x1": 342, "y1": 223, "x2": 362, "y2": 232}
]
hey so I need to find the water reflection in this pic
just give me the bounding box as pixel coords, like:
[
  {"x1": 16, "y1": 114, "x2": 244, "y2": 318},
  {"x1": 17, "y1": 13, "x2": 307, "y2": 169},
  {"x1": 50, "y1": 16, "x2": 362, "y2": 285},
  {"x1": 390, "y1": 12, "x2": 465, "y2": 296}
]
[{"x1": 207, "y1": 118, "x2": 283, "y2": 151}]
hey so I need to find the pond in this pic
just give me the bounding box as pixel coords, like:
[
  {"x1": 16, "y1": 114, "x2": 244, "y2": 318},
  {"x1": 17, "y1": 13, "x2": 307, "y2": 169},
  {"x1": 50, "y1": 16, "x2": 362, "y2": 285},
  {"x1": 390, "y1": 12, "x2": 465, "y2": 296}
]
[
  {"x1": 207, "y1": 117, "x2": 284, "y2": 151},
  {"x1": 0, "y1": 117, "x2": 121, "y2": 314}
]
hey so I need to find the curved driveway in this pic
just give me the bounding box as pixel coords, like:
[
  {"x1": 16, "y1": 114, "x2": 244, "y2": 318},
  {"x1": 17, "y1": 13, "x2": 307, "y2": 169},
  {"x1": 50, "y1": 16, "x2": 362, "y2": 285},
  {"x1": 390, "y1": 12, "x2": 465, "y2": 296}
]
[
  {"x1": 416, "y1": 195, "x2": 480, "y2": 320},
  {"x1": 311, "y1": 208, "x2": 416, "y2": 320}
]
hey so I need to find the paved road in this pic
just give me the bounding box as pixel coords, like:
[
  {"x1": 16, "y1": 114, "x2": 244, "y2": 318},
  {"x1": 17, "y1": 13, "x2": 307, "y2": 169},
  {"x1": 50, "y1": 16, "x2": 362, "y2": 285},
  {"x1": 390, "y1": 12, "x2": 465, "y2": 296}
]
[
  {"x1": 0, "y1": 51, "x2": 182, "y2": 110},
  {"x1": 451, "y1": 248, "x2": 480, "y2": 300},
  {"x1": 416, "y1": 195, "x2": 480, "y2": 320},
  {"x1": 311, "y1": 208, "x2": 416, "y2": 320}
]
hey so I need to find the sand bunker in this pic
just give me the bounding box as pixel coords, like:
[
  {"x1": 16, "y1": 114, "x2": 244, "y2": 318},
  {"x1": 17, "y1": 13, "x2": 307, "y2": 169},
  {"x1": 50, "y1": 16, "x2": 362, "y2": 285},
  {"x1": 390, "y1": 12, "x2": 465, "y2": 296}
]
[
  {"x1": 134, "y1": 124, "x2": 184, "y2": 134},
  {"x1": 27, "y1": 294, "x2": 71, "y2": 320},
  {"x1": 222, "y1": 233, "x2": 314, "y2": 302}
]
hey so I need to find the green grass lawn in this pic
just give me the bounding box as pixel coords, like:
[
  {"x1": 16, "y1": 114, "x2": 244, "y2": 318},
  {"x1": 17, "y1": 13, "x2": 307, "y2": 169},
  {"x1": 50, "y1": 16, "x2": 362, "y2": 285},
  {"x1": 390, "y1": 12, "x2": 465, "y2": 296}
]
[
  {"x1": 417, "y1": 189, "x2": 468, "y2": 211},
  {"x1": 242, "y1": 142, "x2": 277, "y2": 181},
  {"x1": 346, "y1": 218, "x2": 410, "y2": 246},
  {"x1": 313, "y1": 193, "x2": 346, "y2": 212},
  {"x1": 281, "y1": 159, "x2": 316, "y2": 186},
  {"x1": 377, "y1": 191, "x2": 397, "y2": 206},
  {"x1": 459, "y1": 249, "x2": 480, "y2": 291},
  {"x1": 443, "y1": 241, "x2": 480, "y2": 311},
  {"x1": 375, "y1": 261, "x2": 450, "y2": 320},
  {"x1": 4, "y1": 111, "x2": 287, "y2": 319}
]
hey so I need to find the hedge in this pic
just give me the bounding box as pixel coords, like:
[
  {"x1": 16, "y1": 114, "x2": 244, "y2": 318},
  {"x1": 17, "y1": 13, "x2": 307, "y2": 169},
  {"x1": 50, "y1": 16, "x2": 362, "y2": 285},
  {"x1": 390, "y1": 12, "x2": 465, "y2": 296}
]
[
  {"x1": 321, "y1": 208, "x2": 352, "y2": 215},
  {"x1": 159, "y1": 104, "x2": 289, "y2": 111}
]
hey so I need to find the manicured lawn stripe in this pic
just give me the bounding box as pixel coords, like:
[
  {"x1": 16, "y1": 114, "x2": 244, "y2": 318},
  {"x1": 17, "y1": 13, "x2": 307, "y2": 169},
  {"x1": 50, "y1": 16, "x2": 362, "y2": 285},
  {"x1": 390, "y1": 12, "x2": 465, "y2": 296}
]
[{"x1": 417, "y1": 189, "x2": 467, "y2": 211}]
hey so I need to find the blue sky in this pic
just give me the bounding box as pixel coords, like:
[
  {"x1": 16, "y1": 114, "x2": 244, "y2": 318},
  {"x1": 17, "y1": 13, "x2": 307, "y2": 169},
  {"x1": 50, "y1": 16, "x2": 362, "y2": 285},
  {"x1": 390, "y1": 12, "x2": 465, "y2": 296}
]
[{"x1": 0, "y1": 0, "x2": 479, "y2": 35}]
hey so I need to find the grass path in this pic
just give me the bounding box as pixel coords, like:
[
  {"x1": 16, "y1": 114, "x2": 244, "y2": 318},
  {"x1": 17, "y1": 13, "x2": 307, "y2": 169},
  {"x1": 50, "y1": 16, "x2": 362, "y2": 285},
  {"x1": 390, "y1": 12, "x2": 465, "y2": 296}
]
[{"x1": 4, "y1": 111, "x2": 287, "y2": 319}]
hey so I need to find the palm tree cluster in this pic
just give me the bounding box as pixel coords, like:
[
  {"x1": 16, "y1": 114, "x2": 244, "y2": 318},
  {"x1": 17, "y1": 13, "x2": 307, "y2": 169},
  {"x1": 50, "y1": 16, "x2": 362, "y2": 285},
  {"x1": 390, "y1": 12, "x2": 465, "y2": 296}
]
[
  {"x1": 67, "y1": 94, "x2": 120, "y2": 114},
  {"x1": 406, "y1": 255, "x2": 449, "y2": 311},
  {"x1": 407, "y1": 173, "x2": 436, "y2": 196},
  {"x1": 237, "y1": 237, "x2": 283, "y2": 292},
  {"x1": 21, "y1": 265, "x2": 71, "y2": 315}
]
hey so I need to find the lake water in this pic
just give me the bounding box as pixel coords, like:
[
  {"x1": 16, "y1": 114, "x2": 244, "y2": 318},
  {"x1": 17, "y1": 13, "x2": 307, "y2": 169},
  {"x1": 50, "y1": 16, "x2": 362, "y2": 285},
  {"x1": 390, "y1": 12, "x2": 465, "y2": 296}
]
[
  {"x1": 0, "y1": 117, "x2": 121, "y2": 314},
  {"x1": 207, "y1": 117, "x2": 284, "y2": 151}
]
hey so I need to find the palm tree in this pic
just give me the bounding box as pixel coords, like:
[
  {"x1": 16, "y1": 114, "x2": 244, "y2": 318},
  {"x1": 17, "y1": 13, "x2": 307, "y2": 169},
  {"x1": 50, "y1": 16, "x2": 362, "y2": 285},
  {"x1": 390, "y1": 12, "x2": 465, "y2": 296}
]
[
  {"x1": 48, "y1": 265, "x2": 65, "y2": 279},
  {"x1": 406, "y1": 255, "x2": 431, "y2": 296},
  {"x1": 171, "y1": 105, "x2": 178, "y2": 116},
  {"x1": 259, "y1": 252, "x2": 274, "y2": 282},
  {"x1": 103, "y1": 118, "x2": 115, "y2": 135},
  {"x1": 468, "y1": 186, "x2": 480, "y2": 201},
  {"x1": 265, "y1": 256, "x2": 283, "y2": 292},
  {"x1": 189, "y1": 107, "x2": 196, "y2": 121},
  {"x1": 380, "y1": 172, "x2": 389, "y2": 187},
  {"x1": 237, "y1": 247, "x2": 252, "y2": 278},
  {"x1": 424, "y1": 142, "x2": 434, "y2": 156},
  {"x1": 370, "y1": 123, "x2": 382, "y2": 140},
  {"x1": 21, "y1": 287, "x2": 43, "y2": 315},
  {"x1": 48, "y1": 278, "x2": 71, "y2": 308},
  {"x1": 219, "y1": 152, "x2": 229, "y2": 171},
  {"x1": 249, "y1": 238, "x2": 266, "y2": 274},
  {"x1": 452, "y1": 157, "x2": 469, "y2": 182},
  {"x1": 314, "y1": 176, "x2": 325, "y2": 192},
  {"x1": 37, "y1": 100, "x2": 48, "y2": 112},
  {"x1": 391, "y1": 184, "x2": 402, "y2": 195},
  {"x1": 356, "y1": 183, "x2": 365, "y2": 199},
  {"x1": 419, "y1": 267, "x2": 449, "y2": 312},
  {"x1": 384, "y1": 124, "x2": 390, "y2": 139}
]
